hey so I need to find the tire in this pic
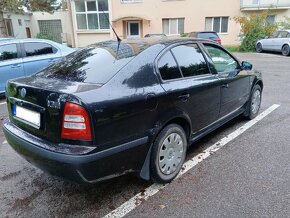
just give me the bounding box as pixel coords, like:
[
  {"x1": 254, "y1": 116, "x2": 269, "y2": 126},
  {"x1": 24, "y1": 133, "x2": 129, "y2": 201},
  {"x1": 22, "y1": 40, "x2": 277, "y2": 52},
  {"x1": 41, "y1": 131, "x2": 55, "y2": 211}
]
[
  {"x1": 256, "y1": 43, "x2": 263, "y2": 53},
  {"x1": 150, "y1": 124, "x2": 187, "y2": 184},
  {"x1": 243, "y1": 85, "x2": 262, "y2": 120},
  {"x1": 282, "y1": 45, "x2": 290, "y2": 56}
]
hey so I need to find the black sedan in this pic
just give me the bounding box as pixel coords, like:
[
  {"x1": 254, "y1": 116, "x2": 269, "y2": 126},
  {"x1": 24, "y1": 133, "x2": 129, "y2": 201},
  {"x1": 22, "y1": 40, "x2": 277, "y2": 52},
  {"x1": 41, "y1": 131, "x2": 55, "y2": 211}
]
[{"x1": 3, "y1": 38, "x2": 263, "y2": 184}]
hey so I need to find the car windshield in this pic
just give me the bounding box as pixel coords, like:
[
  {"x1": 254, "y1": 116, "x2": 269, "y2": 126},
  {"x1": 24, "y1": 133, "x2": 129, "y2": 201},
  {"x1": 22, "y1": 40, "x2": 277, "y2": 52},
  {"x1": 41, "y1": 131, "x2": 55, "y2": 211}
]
[
  {"x1": 197, "y1": 33, "x2": 219, "y2": 40},
  {"x1": 36, "y1": 41, "x2": 135, "y2": 84}
]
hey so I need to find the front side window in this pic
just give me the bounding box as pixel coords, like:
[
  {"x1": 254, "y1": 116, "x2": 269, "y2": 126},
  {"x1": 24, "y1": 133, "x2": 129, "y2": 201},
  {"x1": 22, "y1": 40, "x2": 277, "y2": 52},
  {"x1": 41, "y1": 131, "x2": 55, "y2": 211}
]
[
  {"x1": 172, "y1": 44, "x2": 209, "y2": 77},
  {"x1": 24, "y1": 42, "x2": 56, "y2": 57},
  {"x1": 162, "y1": 18, "x2": 184, "y2": 35},
  {"x1": 75, "y1": 0, "x2": 110, "y2": 30},
  {"x1": 0, "y1": 44, "x2": 18, "y2": 61},
  {"x1": 158, "y1": 51, "x2": 182, "y2": 80},
  {"x1": 205, "y1": 17, "x2": 229, "y2": 33},
  {"x1": 204, "y1": 44, "x2": 238, "y2": 73}
]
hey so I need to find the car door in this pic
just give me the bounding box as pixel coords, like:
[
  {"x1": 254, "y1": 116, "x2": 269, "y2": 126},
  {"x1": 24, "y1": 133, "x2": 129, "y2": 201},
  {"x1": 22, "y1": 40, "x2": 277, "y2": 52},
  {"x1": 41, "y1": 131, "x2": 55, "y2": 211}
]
[
  {"x1": 274, "y1": 31, "x2": 289, "y2": 51},
  {"x1": 263, "y1": 31, "x2": 279, "y2": 51},
  {"x1": 0, "y1": 43, "x2": 24, "y2": 94},
  {"x1": 202, "y1": 43, "x2": 250, "y2": 118},
  {"x1": 158, "y1": 43, "x2": 220, "y2": 133},
  {"x1": 21, "y1": 41, "x2": 61, "y2": 76}
]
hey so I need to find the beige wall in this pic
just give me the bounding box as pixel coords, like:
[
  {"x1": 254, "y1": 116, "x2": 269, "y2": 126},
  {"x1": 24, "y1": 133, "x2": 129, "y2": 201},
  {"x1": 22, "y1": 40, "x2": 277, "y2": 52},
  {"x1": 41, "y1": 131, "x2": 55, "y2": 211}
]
[
  {"x1": 3, "y1": 12, "x2": 31, "y2": 38},
  {"x1": 68, "y1": 0, "x2": 243, "y2": 47},
  {"x1": 111, "y1": 0, "x2": 242, "y2": 45},
  {"x1": 30, "y1": 11, "x2": 74, "y2": 46}
]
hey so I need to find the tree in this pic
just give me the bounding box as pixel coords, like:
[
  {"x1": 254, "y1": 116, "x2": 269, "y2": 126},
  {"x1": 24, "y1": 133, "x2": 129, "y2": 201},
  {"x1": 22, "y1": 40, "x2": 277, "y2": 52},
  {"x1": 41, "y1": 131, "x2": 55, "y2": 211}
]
[
  {"x1": 279, "y1": 16, "x2": 290, "y2": 29},
  {"x1": 0, "y1": 0, "x2": 60, "y2": 37},
  {"x1": 234, "y1": 11, "x2": 277, "y2": 51}
]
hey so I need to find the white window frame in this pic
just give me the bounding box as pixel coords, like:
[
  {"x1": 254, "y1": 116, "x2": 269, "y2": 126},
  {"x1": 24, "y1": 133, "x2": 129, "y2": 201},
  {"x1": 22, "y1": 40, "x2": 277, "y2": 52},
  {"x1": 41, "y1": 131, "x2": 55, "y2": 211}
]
[
  {"x1": 163, "y1": 18, "x2": 184, "y2": 36},
  {"x1": 120, "y1": 0, "x2": 143, "y2": 3},
  {"x1": 127, "y1": 21, "x2": 141, "y2": 38},
  {"x1": 205, "y1": 17, "x2": 229, "y2": 34},
  {"x1": 75, "y1": 0, "x2": 110, "y2": 31}
]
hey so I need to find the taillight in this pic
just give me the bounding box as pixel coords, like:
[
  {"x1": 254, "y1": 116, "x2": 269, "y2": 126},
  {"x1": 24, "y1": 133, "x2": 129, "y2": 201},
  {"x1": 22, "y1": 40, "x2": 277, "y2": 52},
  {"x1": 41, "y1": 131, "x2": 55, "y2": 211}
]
[
  {"x1": 215, "y1": 39, "x2": 222, "y2": 44},
  {"x1": 61, "y1": 102, "x2": 92, "y2": 140}
]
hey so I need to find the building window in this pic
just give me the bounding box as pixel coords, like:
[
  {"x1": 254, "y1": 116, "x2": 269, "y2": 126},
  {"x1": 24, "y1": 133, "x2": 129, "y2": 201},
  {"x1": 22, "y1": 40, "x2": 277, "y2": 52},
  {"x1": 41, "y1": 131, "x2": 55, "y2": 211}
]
[
  {"x1": 205, "y1": 17, "x2": 229, "y2": 33},
  {"x1": 120, "y1": 0, "x2": 143, "y2": 3},
  {"x1": 4, "y1": 19, "x2": 14, "y2": 37},
  {"x1": 75, "y1": 0, "x2": 110, "y2": 30},
  {"x1": 18, "y1": 19, "x2": 22, "y2": 26},
  {"x1": 266, "y1": 15, "x2": 276, "y2": 24},
  {"x1": 162, "y1": 18, "x2": 184, "y2": 35}
]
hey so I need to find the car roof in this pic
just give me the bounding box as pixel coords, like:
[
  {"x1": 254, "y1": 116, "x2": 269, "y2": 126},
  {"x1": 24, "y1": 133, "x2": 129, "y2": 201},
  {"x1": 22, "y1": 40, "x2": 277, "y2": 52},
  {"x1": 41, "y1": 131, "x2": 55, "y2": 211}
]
[
  {"x1": 0, "y1": 38, "x2": 60, "y2": 45},
  {"x1": 92, "y1": 37, "x2": 213, "y2": 58}
]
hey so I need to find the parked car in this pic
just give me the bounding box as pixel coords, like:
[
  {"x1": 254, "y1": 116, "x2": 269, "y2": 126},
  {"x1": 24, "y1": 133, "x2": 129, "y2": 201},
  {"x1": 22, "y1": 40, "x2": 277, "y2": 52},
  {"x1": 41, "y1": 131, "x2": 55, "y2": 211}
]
[
  {"x1": 3, "y1": 38, "x2": 263, "y2": 184},
  {"x1": 144, "y1": 34, "x2": 167, "y2": 38},
  {"x1": 256, "y1": 30, "x2": 290, "y2": 56},
  {"x1": 0, "y1": 38, "x2": 74, "y2": 96},
  {"x1": 188, "y1": 31, "x2": 222, "y2": 44}
]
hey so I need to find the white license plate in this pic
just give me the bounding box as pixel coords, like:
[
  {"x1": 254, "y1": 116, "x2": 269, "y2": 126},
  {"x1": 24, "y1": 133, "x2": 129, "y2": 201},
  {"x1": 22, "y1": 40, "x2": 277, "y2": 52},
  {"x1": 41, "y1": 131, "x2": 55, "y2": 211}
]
[{"x1": 14, "y1": 105, "x2": 41, "y2": 128}]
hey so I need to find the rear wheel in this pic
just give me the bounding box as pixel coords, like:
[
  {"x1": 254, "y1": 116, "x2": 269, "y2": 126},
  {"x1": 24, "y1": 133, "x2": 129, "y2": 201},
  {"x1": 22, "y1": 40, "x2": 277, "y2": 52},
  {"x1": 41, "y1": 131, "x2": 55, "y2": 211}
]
[
  {"x1": 150, "y1": 124, "x2": 187, "y2": 184},
  {"x1": 244, "y1": 85, "x2": 262, "y2": 120},
  {"x1": 282, "y1": 45, "x2": 290, "y2": 56},
  {"x1": 256, "y1": 43, "x2": 263, "y2": 53}
]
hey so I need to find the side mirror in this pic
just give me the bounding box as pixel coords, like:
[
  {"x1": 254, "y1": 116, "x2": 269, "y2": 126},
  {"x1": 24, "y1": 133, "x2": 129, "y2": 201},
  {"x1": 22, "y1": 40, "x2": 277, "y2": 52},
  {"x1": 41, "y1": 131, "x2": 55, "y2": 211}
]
[{"x1": 241, "y1": 61, "x2": 252, "y2": 71}]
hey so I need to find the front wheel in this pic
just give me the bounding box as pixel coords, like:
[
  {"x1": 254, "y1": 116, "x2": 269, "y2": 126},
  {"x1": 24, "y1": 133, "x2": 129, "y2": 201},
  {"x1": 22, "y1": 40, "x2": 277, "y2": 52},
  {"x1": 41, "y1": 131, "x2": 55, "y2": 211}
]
[
  {"x1": 244, "y1": 85, "x2": 262, "y2": 120},
  {"x1": 282, "y1": 45, "x2": 290, "y2": 56},
  {"x1": 150, "y1": 124, "x2": 187, "y2": 184}
]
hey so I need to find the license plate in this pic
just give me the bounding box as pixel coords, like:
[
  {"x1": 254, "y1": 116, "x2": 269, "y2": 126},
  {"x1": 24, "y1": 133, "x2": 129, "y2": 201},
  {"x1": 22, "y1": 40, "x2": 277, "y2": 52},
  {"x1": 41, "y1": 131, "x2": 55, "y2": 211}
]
[{"x1": 13, "y1": 105, "x2": 41, "y2": 128}]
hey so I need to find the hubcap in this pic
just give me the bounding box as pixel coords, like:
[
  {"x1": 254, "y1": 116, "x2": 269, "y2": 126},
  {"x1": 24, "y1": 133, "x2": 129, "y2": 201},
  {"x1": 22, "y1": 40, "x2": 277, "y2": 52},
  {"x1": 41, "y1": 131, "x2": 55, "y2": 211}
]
[
  {"x1": 282, "y1": 46, "x2": 289, "y2": 55},
  {"x1": 251, "y1": 90, "x2": 261, "y2": 114},
  {"x1": 158, "y1": 133, "x2": 184, "y2": 175}
]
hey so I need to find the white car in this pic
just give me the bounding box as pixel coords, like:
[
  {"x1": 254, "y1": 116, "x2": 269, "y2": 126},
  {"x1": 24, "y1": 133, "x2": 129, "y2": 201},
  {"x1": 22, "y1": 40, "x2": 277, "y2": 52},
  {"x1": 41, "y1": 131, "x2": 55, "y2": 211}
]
[{"x1": 256, "y1": 30, "x2": 290, "y2": 56}]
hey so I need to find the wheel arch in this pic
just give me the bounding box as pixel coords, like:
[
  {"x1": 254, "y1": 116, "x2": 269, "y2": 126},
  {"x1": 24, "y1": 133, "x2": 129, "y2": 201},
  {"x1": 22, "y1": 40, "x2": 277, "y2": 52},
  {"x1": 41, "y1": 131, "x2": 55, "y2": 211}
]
[{"x1": 139, "y1": 113, "x2": 192, "y2": 181}]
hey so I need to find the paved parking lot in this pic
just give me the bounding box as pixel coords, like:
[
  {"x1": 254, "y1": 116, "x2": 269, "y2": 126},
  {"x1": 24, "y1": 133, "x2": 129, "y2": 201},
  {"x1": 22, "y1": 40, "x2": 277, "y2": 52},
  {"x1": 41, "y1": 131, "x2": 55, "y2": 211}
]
[{"x1": 0, "y1": 52, "x2": 289, "y2": 217}]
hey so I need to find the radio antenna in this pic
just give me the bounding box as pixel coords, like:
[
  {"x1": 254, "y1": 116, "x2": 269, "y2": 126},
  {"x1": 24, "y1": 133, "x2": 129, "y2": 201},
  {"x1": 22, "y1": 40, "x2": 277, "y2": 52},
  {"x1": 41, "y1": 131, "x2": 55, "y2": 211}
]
[{"x1": 99, "y1": 4, "x2": 121, "y2": 43}]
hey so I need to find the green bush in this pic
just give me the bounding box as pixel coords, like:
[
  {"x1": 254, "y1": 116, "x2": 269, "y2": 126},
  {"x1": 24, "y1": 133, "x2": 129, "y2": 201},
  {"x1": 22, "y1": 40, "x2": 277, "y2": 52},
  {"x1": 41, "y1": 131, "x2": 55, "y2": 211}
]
[
  {"x1": 180, "y1": 33, "x2": 189, "y2": 37},
  {"x1": 36, "y1": 32, "x2": 54, "y2": 41},
  {"x1": 235, "y1": 11, "x2": 277, "y2": 52}
]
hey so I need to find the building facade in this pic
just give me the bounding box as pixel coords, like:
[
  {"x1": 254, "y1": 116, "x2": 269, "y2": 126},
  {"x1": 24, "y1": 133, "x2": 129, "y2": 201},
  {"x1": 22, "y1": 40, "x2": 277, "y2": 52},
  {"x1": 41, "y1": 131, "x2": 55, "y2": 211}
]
[{"x1": 69, "y1": 0, "x2": 243, "y2": 47}]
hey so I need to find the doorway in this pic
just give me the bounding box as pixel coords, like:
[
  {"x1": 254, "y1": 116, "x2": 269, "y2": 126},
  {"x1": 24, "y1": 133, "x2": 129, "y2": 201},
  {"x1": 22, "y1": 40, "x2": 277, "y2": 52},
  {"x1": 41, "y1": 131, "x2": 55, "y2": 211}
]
[{"x1": 127, "y1": 21, "x2": 140, "y2": 38}]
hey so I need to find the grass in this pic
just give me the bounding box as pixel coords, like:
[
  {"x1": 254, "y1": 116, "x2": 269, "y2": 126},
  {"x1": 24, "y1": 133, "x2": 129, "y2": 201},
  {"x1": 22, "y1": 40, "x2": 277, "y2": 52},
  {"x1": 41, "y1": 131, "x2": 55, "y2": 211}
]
[{"x1": 224, "y1": 45, "x2": 240, "y2": 52}]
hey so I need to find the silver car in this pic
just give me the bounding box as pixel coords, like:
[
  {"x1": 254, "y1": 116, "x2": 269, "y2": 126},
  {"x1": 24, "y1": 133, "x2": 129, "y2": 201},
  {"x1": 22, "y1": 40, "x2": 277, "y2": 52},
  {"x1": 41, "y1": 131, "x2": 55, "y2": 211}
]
[{"x1": 256, "y1": 30, "x2": 290, "y2": 56}]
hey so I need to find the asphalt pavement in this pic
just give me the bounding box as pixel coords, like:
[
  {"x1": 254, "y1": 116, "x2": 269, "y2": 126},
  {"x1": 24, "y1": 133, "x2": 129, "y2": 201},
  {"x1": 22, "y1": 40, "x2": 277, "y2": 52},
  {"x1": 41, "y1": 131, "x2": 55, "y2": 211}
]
[{"x1": 0, "y1": 52, "x2": 289, "y2": 217}]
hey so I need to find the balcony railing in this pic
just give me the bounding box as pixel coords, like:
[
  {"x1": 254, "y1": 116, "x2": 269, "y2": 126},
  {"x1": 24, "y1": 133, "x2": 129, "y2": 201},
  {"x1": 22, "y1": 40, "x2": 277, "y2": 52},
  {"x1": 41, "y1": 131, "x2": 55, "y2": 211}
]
[{"x1": 241, "y1": 0, "x2": 290, "y2": 10}]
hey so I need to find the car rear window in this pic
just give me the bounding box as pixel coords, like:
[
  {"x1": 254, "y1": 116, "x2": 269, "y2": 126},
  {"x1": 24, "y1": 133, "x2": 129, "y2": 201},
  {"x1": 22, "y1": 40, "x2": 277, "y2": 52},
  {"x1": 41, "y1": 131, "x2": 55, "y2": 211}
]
[
  {"x1": 36, "y1": 43, "x2": 134, "y2": 84},
  {"x1": 197, "y1": 33, "x2": 219, "y2": 40}
]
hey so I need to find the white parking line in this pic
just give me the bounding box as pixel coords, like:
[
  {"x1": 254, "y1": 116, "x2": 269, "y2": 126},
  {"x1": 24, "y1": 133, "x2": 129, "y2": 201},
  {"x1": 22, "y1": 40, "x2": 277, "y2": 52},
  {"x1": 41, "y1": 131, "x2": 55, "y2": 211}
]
[
  {"x1": 0, "y1": 102, "x2": 7, "y2": 106},
  {"x1": 103, "y1": 104, "x2": 280, "y2": 218}
]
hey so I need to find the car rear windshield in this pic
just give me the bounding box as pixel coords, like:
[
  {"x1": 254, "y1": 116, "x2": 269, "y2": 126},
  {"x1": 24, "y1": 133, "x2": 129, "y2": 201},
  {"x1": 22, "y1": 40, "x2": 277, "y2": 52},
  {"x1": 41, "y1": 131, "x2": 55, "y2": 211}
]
[
  {"x1": 197, "y1": 33, "x2": 219, "y2": 40},
  {"x1": 36, "y1": 41, "x2": 135, "y2": 84}
]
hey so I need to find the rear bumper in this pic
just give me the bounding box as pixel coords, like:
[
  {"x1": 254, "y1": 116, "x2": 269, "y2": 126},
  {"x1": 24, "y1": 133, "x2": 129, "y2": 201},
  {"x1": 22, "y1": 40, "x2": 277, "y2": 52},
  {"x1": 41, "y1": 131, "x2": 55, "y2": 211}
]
[{"x1": 3, "y1": 118, "x2": 149, "y2": 183}]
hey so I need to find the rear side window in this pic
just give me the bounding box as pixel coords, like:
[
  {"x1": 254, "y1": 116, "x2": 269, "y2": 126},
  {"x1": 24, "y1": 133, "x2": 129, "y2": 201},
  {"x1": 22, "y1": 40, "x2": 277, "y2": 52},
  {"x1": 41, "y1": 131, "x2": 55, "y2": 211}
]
[
  {"x1": 158, "y1": 51, "x2": 182, "y2": 80},
  {"x1": 24, "y1": 42, "x2": 57, "y2": 57},
  {"x1": 171, "y1": 44, "x2": 210, "y2": 77},
  {"x1": 0, "y1": 44, "x2": 18, "y2": 61}
]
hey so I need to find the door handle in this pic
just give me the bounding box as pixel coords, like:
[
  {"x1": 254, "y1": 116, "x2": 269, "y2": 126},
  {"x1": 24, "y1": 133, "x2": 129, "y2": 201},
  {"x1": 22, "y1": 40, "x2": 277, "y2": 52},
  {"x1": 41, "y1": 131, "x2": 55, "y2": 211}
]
[
  {"x1": 11, "y1": 64, "x2": 21, "y2": 68},
  {"x1": 178, "y1": 93, "x2": 190, "y2": 102},
  {"x1": 48, "y1": 58, "x2": 57, "y2": 63},
  {"x1": 222, "y1": 84, "x2": 229, "y2": 88}
]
